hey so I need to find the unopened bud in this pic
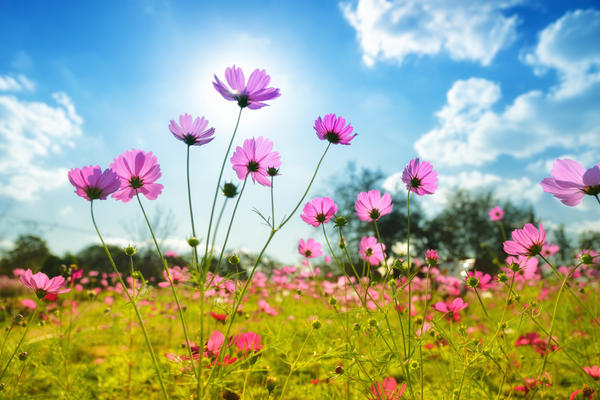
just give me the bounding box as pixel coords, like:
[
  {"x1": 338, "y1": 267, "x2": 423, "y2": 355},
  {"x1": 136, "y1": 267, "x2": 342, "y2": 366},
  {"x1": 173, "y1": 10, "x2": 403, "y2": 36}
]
[
  {"x1": 222, "y1": 182, "x2": 239, "y2": 198},
  {"x1": 187, "y1": 237, "x2": 200, "y2": 247},
  {"x1": 328, "y1": 297, "x2": 337, "y2": 306},
  {"x1": 124, "y1": 246, "x2": 136, "y2": 256},
  {"x1": 228, "y1": 254, "x2": 240, "y2": 265},
  {"x1": 18, "y1": 352, "x2": 27, "y2": 361},
  {"x1": 311, "y1": 320, "x2": 322, "y2": 330}
]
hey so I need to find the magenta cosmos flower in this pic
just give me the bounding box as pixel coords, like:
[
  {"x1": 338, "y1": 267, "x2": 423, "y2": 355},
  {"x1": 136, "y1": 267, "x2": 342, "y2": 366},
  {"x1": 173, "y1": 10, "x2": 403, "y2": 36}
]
[
  {"x1": 503, "y1": 223, "x2": 546, "y2": 257},
  {"x1": 401, "y1": 158, "x2": 438, "y2": 196},
  {"x1": 355, "y1": 190, "x2": 393, "y2": 222},
  {"x1": 425, "y1": 249, "x2": 439, "y2": 265},
  {"x1": 433, "y1": 297, "x2": 468, "y2": 314},
  {"x1": 110, "y1": 149, "x2": 164, "y2": 202},
  {"x1": 168, "y1": 113, "x2": 215, "y2": 146},
  {"x1": 540, "y1": 159, "x2": 600, "y2": 206},
  {"x1": 20, "y1": 269, "x2": 70, "y2": 299},
  {"x1": 300, "y1": 197, "x2": 338, "y2": 227},
  {"x1": 298, "y1": 238, "x2": 322, "y2": 258},
  {"x1": 68, "y1": 165, "x2": 121, "y2": 201},
  {"x1": 359, "y1": 236, "x2": 386, "y2": 266},
  {"x1": 313, "y1": 114, "x2": 356, "y2": 145},
  {"x1": 488, "y1": 206, "x2": 504, "y2": 221},
  {"x1": 370, "y1": 376, "x2": 406, "y2": 400},
  {"x1": 213, "y1": 65, "x2": 280, "y2": 109},
  {"x1": 230, "y1": 136, "x2": 281, "y2": 187},
  {"x1": 464, "y1": 271, "x2": 493, "y2": 290}
]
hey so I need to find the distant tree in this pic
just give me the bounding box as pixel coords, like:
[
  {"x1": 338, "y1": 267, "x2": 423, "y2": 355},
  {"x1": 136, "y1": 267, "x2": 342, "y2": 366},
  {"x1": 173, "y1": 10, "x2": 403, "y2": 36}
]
[
  {"x1": 552, "y1": 225, "x2": 574, "y2": 264},
  {"x1": 0, "y1": 234, "x2": 51, "y2": 275},
  {"x1": 578, "y1": 230, "x2": 600, "y2": 251},
  {"x1": 423, "y1": 190, "x2": 536, "y2": 273}
]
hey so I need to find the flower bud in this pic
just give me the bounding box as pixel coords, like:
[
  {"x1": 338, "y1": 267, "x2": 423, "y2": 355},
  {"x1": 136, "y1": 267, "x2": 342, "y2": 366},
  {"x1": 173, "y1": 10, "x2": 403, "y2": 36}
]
[
  {"x1": 580, "y1": 252, "x2": 595, "y2": 265},
  {"x1": 124, "y1": 245, "x2": 136, "y2": 256},
  {"x1": 496, "y1": 272, "x2": 508, "y2": 283},
  {"x1": 311, "y1": 320, "x2": 322, "y2": 330},
  {"x1": 266, "y1": 376, "x2": 277, "y2": 393},
  {"x1": 187, "y1": 237, "x2": 200, "y2": 247},
  {"x1": 338, "y1": 236, "x2": 346, "y2": 249},
  {"x1": 328, "y1": 297, "x2": 337, "y2": 306},
  {"x1": 335, "y1": 364, "x2": 344, "y2": 374},
  {"x1": 334, "y1": 216, "x2": 348, "y2": 228},
  {"x1": 228, "y1": 254, "x2": 240, "y2": 265},
  {"x1": 353, "y1": 323, "x2": 360, "y2": 331},
  {"x1": 368, "y1": 318, "x2": 377, "y2": 328},
  {"x1": 509, "y1": 263, "x2": 520, "y2": 272},
  {"x1": 222, "y1": 182, "x2": 239, "y2": 198},
  {"x1": 18, "y1": 352, "x2": 28, "y2": 361},
  {"x1": 267, "y1": 167, "x2": 280, "y2": 177}
]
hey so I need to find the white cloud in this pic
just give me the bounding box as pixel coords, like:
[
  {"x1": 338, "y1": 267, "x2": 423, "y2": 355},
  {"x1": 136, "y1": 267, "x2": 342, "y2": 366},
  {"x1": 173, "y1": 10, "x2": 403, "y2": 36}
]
[
  {"x1": 383, "y1": 170, "x2": 541, "y2": 216},
  {"x1": 340, "y1": 0, "x2": 520, "y2": 66},
  {"x1": 0, "y1": 82, "x2": 83, "y2": 201},
  {"x1": 524, "y1": 9, "x2": 600, "y2": 99},
  {"x1": 0, "y1": 74, "x2": 35, "y2": 92},
  {"x1": 414, "y1": 9, "x2": 600, "y2": 166}
]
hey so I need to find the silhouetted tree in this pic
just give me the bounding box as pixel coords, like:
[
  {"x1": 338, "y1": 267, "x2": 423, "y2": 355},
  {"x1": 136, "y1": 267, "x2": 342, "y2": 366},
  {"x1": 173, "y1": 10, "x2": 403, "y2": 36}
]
[{"x1": 0, "y1": 234, "x2": 51, "y2": 275}]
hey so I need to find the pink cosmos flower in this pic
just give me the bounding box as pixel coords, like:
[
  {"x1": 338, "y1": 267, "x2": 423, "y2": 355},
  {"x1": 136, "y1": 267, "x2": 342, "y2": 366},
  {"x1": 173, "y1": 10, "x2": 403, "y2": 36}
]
[
  {"x1": 298, "y1": 238, "x2": 322, "y2": 259},
  {"x1": 110, "y1": 149, "x2": 164, "y2": 202},
  {"x1": 158, "y1": 266, "x2": 190, "y2": 288},
  {"x1": 401, "y1": 158, "x2": 438, "y2": 196},
  {"x1": 464, "y1": 271, "x2": 493, "y2": 290},
  {"x1": 206, "y1": 330, "x2": 225, "y2": 358},
  {"x1": 20, "y1": 269, "x2": 70, "y2": 299},
  {"x1": 584, "y1": 366, "x2": 600, "y2": 380},
  {"x1": 540, "y1": 159, "x2": 600, "y2": 206},
  {"x1": 168, "y1": 114, "x2": 215, "y2": 146},
  {"x1": 359, "y1": 236, "x2": 386, "y2": 266},
  {"x1": 504, "y1": 255, "x2": 539, "y2": 281},
  {"x1": 370, "y1": 376, "x2": 406, "y2": 400},
  {"x1": 541, "y1": 243, "x2": 559, "y2": 257},
  {"x1": 230, "y1": 137, "x2": 281, "y2": 187},
  {"x1": 425, "y1": 249, "x2": 439, "y2": 265},
  {"x1": 488, "y1": 206, "x2": 504, "y2": 221},
  {"x1": 213, "y1": 65, "x2": 280, "y2": 109},
  {"x1": 354, "y1": 190, "x2": 393, "y2": 222},
  {"x1": 234, "y1": 332, "x2": 263, "y2": 353},
  {"x1": 313, "y1": 114, "x2": 356, "y2": 145},
  {"x1": 300, "y1": 197, "x2": 338, "y2": 227},
  {"x1": 68, "y1": 166, "x2": 121, "y2": 201},
  {"x1": 433, "y1": 297, "x2": 468, "y2": 313},
  {"x1": 503, "y1": 223, "x2": 546, "y2": 257}
]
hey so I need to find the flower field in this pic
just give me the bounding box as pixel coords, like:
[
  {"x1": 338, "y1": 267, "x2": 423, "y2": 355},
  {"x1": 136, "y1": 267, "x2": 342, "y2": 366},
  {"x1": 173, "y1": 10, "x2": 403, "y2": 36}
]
[{"x1": 0, "y1": 64, "x2": 599, "y2": 400}]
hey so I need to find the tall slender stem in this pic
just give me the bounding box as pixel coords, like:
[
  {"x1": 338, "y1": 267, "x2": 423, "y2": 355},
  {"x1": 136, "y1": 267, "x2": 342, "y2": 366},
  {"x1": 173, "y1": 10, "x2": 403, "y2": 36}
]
[
  {"x1": 135, "y1": 193, "x2": 198, "y2": 381},
  {"x1": 0, "y1": 308, "x2": 37, "y2": 382},
  {"x1": 278, "y1": 143, "x2": 330, "y2": 229},
  {"x1": 203, "y1": 107, "x2": 243, "y2": 274},
  {"x1": 279, "y1": 328, "x2": 313, "y2": 399},
  {"x1": 406, "y1": 191, "x2": 412, "y2": 358},
  {"x1": 89, "y1": 202, "x2": 168, "y2": 399},
  {"x1": 214, "y1": 177, "x2": 248, "y2": 272},
  {"x1": 204, "y1": 143, "x2": 331, "y2": 394},
  {"x1": 270, "y1": 176, "x2": 275, "y2": 229}
]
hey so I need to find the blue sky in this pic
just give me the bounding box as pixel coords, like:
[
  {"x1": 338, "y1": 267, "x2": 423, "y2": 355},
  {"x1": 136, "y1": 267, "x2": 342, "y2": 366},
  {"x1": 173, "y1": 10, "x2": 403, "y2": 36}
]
[{"x1": 0, "y1": 0, "x2": 598, "y2": 264}]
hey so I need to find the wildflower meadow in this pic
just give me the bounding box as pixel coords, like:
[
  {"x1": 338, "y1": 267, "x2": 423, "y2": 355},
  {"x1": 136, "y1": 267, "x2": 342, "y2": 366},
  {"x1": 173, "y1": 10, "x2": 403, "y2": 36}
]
[
  {"x1": 0, "y1": 63, "x2": 599, "y2": 400},
  {"x1": 1, "y1": 3, "x2": 600, "y2": 399}
]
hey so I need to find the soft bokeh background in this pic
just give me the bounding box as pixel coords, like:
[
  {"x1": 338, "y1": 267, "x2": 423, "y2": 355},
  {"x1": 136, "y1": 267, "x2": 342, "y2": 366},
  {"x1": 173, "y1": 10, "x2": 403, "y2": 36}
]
[{"x1": 0, "y1": 0, "x2": 598, "y2": 264}]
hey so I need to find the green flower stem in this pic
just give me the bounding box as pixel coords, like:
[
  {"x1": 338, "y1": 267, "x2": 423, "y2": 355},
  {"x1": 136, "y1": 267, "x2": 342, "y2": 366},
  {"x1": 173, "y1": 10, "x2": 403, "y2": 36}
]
[
  {"x1": 185, "y1": 145, "x2": 201, "y2": 272},
  {"x1": 203, "y1": 107, "x2": 243, "y2": 274},
  {"x1": 271, "y1": 176, "x2": 275, "y2": 228},
  {"x1": 374, "y1": 219, "x2": 415, "y2": 400},
  {"x1": 0, "y1": 308, "x2": 37, "y2": 383},
  {"x1": 89, "y1": 202, "x2": 168, "y2": 400},
  {"x1": 532, "y1": 264, "x2": 581, "y2": 399},
  {"x1": 473, "y1": 287, "x2": 489, "y2": 319},
  {"x1": 277, "y1": 143, "x2": 330, "y2": 229},
  {"x1": 498, "y1": 221, "x2": 507, "y2": 242},
  {"x1": 210, "y1": 199, "x2": 229, "y2": 256},
  {"x1": 204, "y1": 143, "x2": 331, "y2": 395},
  {"x1": 214, "y1": 176, "x2": 248, "y2": 272},
  {"x1": 406, "y1": 191, "x2": 412, "y2": 359},
  {"x1": 418, "y1": 265, "x2": 431, "y2": 400},
  {"x1": 539, "y1": 254, "x2": 597, "y2": 323},
  {"x1": 135, "y1": 193, "x2": 198, "y2": 381},
  {"x1": 279, "y1": 327, "x2": 313, "y2": 400}
]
